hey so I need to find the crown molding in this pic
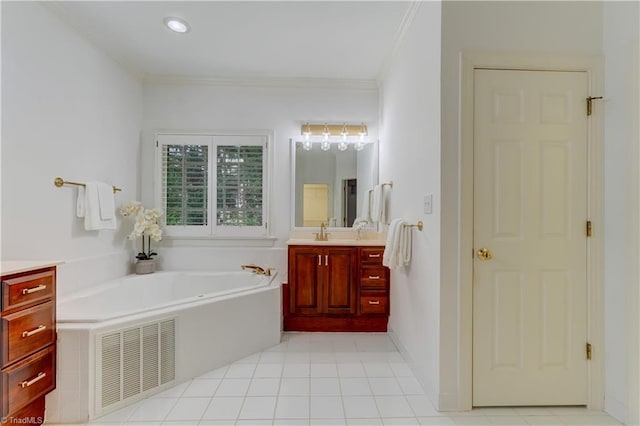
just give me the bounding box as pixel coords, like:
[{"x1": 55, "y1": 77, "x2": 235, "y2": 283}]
[
  {"x1": 143, "y1": 74, "x2": 380, "y2": 91},
  {"x1": 377, "y1": 1, "x2": 422, "y2": 83}
]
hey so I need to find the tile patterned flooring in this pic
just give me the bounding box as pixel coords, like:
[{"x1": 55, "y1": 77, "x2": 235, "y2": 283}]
[{"x1": 48, "y1": 333, "x2": 622, "y2": 426}]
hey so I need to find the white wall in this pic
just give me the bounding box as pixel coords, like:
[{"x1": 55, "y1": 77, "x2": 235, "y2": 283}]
[
  {"x1": 142, "y1": 82, "x2": 379, "y2": 277},
  {"x1": 1, "y1": 3, "x2": 142, "y2": 290},
  {"x1": 441, "y1": 0, "x2": 604, "y2": 411},
  {"x1": 603, "y1": 2, "x2": 640, "y2": 423},
  {"x1": 378, "y1": 2, "x2": 442, "y2": 407}
]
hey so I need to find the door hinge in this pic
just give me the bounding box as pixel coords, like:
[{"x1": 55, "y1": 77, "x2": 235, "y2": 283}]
[
  {"x1": 586, "y1": 342, "x2": 592, "y2": 360},
  {"x1": 586, "y1": 220, "x2": 592, "y2": 237},
  {"x1": 586, "y1": 96, "x2": 603, "y2": 116}
]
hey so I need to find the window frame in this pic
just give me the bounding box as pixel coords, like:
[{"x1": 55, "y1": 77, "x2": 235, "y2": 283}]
[{"x1": 155, "y1": 131, "x2": 272, "y2": 239}]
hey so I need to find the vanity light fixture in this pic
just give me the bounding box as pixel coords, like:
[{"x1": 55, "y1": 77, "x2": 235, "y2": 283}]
[
  {"x1": 299, "y1": 122, "x2": 369, "y2": 150},
  {"x1": 164, "y1": 17, "x2": 191, "y2": 33}
]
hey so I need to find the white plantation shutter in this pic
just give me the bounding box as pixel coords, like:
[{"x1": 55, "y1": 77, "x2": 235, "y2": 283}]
[{"x1": 156, "y1": 133, "x2": 268, "y2": 237}]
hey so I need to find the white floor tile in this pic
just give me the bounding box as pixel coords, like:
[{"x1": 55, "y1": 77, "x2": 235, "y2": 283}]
[
  {"x1": 561, "y1": 415, "x2": 622, "y2": 425},
  {"x1": 396, "y1": 377, "x2": 425, "y2": 395},
  {"x1": 521, "y1": 415, "x2": 566, "y2": 425},
  {"x1": 310, "y1": 352, "x2": 338, "y2": 363},
  {"x1": 347, "y1": 418, "x2": 383, "y2": 425},
  {"x1": 260, "y1": 352, "x2": 288, "y2": 363},
  {"x1": 164, "y1": 397, "x2": 210, "y2": 421},
  {"x1": 199, "y1": 421, "x2": 239, "y2": 426},
  {"x1": 340, "y1": 378, "x2": 372, "y2": 396},
  {"x1": 128, "y1": 398, "x2": 177, "y2": 421},
  {"x1": 472, "y1": 408, "x2": 519, "y2": 417},
  {"x1": 91, "y1": 401, "x2": 142, "y2": 423},
  {"x1": 310, "y1": 419, "x2": 346, "y2": 426},
  {"x1": 405, "y1": 395, "x2": 439, "y2": 417},
  {"x1": 489, "y1": 415, "x2": 529, "y2": 425},
  {"x1": 389, "y1": 363, "x2": 414, "y2": 377},
  {"x1": 337, "y1": 363, "x2": 367, "y2": 378},
  {"x1": 236, "y1": 420, "x2": 274, "y2": 426},
  {"x1": 418, "y1": 416, "x2": 456, "y2": 425},
  {"x1": 248, "y1": 378, "x2": 281, "y2": 396},
  {"x1": 311, "y1": 378, "x2": 341, "y2": 396},
  {"x1": 374, "y1": 396, "x2": 414, "y2": 418},
  {"x1": 285, "y1": 352, "x2": 312, "y2": 363},
  {"x1": 254, "y1": 363, "x2": 284, "y2": 378},
  {"x1": 150, "y1": 382, "x2": 191, "y2": 399},
  {"x1": 283, "y1": 363, "x2": 311, "y2": 378},
  {"x1": 239, "y1": 396, "x2": 278, "y2": 420},
  {"x1": 182, "y1": 379, "x2": 221, "y2": 397},
  {"x1": 275, "y1": 396, "x2": 310, "y2": 419},
  {"x1": 201, "y1": 396, "x2": 244, "y2": 420},
  {"x1": 225, "y1": 363, "x2": 256, "y2": 378},
  {"x1": 548, "y1": 408, "x2": 604, "y2": 416},
  {"x1": 342, "y1": 396, "x2": 380, "y2": 418},
  {"x1": 364, "y1": 363, "x2": 395, "y2": 378},
  {"x1": 274, "y1": 419, "x2": 309, "y2": 426},
  {"x1": 383, "y1": 418, "x2": 420, "y2": 425},
  {"x1": 310, "y1": 363, "x2": 339, "y2": 378},
  {"x1": 369, "y1": 378, "x2": 403, "y2": 396},
  {"x1": 310, "y1": 396, "x2": 345, "y2": 419},
  {"x1": 280, "y1": 378, "x2": 311, "y2": 396},
  {"x1": 235, "y1": 353, "x2": 261, "y2": 364},
  {"x1": 450, "y1": 416, "x2": 492, "y2": 425},
  {"x1": 215, "y1": 378, "x2": 251, "y2": 396},
  {"x1": 162, "y1": 421, "x2": 199, "y2": 425}
]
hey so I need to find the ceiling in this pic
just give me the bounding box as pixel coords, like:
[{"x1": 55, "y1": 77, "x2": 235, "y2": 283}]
[{"x1": 48, "y1": 1, "x2": 413, "y2": 82}]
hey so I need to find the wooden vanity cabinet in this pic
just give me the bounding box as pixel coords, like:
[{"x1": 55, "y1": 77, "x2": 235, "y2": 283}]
[
  {"x1": 1, "y1": 266, "x2": 57, "y2": 424},
  {"x1": 285, "y1": 244, "x2": 389, "y2": 332},
  {"x1": 288, "y1": 246, "x2": 357, "y2": 315}
]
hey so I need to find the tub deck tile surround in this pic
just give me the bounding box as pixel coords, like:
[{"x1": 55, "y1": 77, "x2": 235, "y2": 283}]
[{"x1": 44, "y1": 333, "x2": 623, "y2": 426}]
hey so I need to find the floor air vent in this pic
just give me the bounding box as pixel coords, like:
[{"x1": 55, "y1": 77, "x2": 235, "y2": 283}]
[{"x1": 99, "y1": 318, "x2": 176, "y2": 410}]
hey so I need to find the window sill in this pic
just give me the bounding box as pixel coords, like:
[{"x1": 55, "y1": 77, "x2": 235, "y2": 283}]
[{"x1": 162, "y1": 236, "x2": 278, "y2": 248}]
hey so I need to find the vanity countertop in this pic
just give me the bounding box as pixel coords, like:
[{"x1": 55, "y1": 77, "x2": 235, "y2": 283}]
[
  {"x1": 0, "y1": 260, "x2": 64, "y2": 275},
  {"x1": 286, "y1": 231, "x2": 387, "y2": 247}
]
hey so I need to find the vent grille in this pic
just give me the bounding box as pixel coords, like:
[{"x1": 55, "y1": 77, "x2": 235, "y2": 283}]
[{"x1": 99, "y1": 318, "x2": 176, "y2": 410}]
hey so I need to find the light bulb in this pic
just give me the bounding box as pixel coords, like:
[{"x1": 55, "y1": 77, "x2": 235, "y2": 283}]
[
  {"x1": 164, "y1": 17, "x2": 190, "y2": 33},
  {"x1": 354, "y1": 142, "x2": 364, "y2": 151},
  {"x1": 321, "y1": 141, "x2": 331, "y2": 151},
  {"x1": 303, "y1": 141, "x2": 312, "y2": 151},
  {"x1": 338, "y1": 142, "x2": 348, "y2": 151}
]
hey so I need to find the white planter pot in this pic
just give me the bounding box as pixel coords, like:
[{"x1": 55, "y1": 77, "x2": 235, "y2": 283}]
[{"x1": 135, "y1": 259, "x2": 156, "y2": 275}]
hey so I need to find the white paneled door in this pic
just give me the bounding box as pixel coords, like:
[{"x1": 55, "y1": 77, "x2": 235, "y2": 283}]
[{"x1": 473, "y1": 69, "x2": 589, "y2": 406}]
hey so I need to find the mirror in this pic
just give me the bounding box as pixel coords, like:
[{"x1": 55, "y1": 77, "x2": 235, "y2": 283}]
[{"x1": 291, "y1": 140, "x2": 378, "y2": 229}]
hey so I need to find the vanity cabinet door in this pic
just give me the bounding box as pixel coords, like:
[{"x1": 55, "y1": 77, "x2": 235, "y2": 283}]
[
  {"x1": 323, "y1": 248, "x2": 357, "y2": 315},
  {"x1": 289, "y1": 247, "x2": 322, "y2": 315}
]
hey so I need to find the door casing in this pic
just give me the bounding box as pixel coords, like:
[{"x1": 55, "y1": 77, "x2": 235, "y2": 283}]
[{"x1": 459, "y1": 52, "x2": 604, "y2": 410}]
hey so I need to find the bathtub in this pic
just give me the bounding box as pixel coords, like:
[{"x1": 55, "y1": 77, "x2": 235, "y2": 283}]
[{"x1": 46, "y1": 270, "x2": 282, "y2": 423}]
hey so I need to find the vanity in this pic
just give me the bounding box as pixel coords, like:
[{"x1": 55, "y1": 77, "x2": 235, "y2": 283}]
[
  {"x1": 1, "y1": 261, "x2": 60, "y2": 424},
  {"x1": 284, "y1": 236, "x2": 390, "y2": 332},
  {"x1": 287, "y1": 129, "x2": 388, "y2": 331}
]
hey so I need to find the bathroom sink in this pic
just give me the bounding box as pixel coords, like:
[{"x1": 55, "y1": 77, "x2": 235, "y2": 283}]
[{"x1": 286, "y1": 238, "x2": 386, "y2": 246}]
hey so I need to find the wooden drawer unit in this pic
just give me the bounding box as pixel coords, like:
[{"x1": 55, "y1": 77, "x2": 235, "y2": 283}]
[
  {"x1": 360, "y1": 247, "x2": 384, "y2": 265},
  {"x1": 1, "y1": 265, "x2": 57, "y2": 421},
  {"x1": 2, "y1": 301, "x2": 55, "y2": 366},
  {"x1": 360, "y1": 295, "x2": 388, "y2": 315},
  {"x1": 2, "y1": 270, "x2": 54, "y2": 312},
  {"x1": 360, "y1": 266, "x2": 388, "y2": 290},
  {"x1": 1, "y1": 345, "x2": 55, "y2": 416}
]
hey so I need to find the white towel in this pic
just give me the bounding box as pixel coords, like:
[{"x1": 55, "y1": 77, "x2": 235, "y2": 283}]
[
  {"x1": 81, "y1": 181, "x2": 116, "y2": 231},
  {"x1": 76, "y1": 186, "x2": 85, "y2": 218},
  {"x1": 382, "y1": 218, "x2": 412, "y2": 269},
  {"x1": 371, "y1": 185, "x2": 383, "y2": 223},
  {"x1": 361, "y1": 189, "x2": 372, "y2": 222},
  {"x1": 379, "y1": 184, "x2": 389, "y2": 225}
]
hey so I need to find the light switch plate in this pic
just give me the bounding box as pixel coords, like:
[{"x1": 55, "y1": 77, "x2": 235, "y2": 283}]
[{"x1": 424, "y1": 194, "x2": 433, "y2": 215}]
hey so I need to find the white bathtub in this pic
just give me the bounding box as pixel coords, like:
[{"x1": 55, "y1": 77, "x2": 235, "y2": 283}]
[
  {"x1": 47, "y1": 270, "x2": 282, "y2": 423},
  {"x1": 57, "y1": 270, "x2": 274, "y2": 322}
]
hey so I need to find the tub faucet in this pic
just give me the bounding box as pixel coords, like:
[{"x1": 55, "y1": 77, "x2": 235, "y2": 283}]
[
  {"x1": 314, "y1": 222, "x2": 329, "y2": 241},
  {"x1": 241, "y1": 264, "x2": 272, "y2": 276}
]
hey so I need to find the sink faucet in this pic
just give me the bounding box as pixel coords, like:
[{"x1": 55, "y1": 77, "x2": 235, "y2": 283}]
[
  {"x1": 241, "y1": 264, "x2": 272, "y2": 276},
  {"x1": 315, "y1": 222, "x2": 329, "y2": 241}
]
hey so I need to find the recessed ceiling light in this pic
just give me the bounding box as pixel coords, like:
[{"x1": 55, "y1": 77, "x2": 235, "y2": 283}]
[{"x1": 164, "y1": 17, "x2": 190, "y2": 34}]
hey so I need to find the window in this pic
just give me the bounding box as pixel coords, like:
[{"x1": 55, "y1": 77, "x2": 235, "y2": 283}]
[{"x1": 156, "y1": 133, "x2": 269, "y2": 238}]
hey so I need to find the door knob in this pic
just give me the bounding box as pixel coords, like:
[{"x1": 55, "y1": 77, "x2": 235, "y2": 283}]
[{"x1": 476, "y1": 248, "x2": 493, "y2": 260}]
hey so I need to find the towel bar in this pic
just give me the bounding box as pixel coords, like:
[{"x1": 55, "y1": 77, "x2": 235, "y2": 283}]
[
  {"x1": 403, "y1": 221, "x2": 423, "y2": 231},
  {"x1": 54, "y1": 177, "x2": 121, "y2": 194}
]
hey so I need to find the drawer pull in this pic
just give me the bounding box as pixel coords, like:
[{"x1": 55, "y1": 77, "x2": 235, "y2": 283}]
[
  {"x1": 318, "y1": 255, "x2": 322, "y2": 266},
  {"x1": 368, "y1": 254, "x2": 381, "y2": 258},
  {"x1": 368, "y1": 300, "x2": 381, "y2": 305},
  {"x1": 368, "y1": 275, "x2": 381, "y2": 280},
  {"x1": 20, "y1": 372, "x2": 46, "y2": 388},
  {"x1": 22, "y1": 284, "x2": 47, "y2": 295},
  {"x1": 22, "y1": 324, "x2": 47, "y2": 338}
]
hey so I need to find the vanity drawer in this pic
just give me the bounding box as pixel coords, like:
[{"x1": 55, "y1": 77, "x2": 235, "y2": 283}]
[
  {"x1": 1, "y1": 345, "x2": 55, "y2": 417},
  {"x1": 2, "y1": 302, "x2": 55, "y2": 367},
  {"x1": 360, "y1": 296, "x2": 388, "y2": 315},
  {"x1": 2, "y1": 270, "x2": 55, "y2": 312},
  {"x1": 360, "y1": 247, "x2": 384, "y2": 265},
  {"x1": 360, "y1": 266, "x2": 388, "y2": 290}
]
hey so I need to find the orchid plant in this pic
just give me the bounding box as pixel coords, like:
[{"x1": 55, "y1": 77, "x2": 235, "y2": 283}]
[
  {"x1": 120, "y1": 201, "x2": 163, "y2": 260},
  {"x1": 352, "y1": 217, "x2": 370, "y2": 239}
]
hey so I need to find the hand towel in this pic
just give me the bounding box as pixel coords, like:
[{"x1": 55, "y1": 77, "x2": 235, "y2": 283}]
[
  {"x1": 76, "y1": 186, "x2": 85, "y2": 218},
  {"x1": 82, "y1": 181, "x2": 117, "y2": 231},
  {"x1": 96, "y1": 182, "x2": 115, "y2": 220},
  {"x1": 383, "y1": 218, "x2": 404, "y2": 269},
  {"x1": 379, "y1": 184, "x2": 389, "y2": 225}
]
